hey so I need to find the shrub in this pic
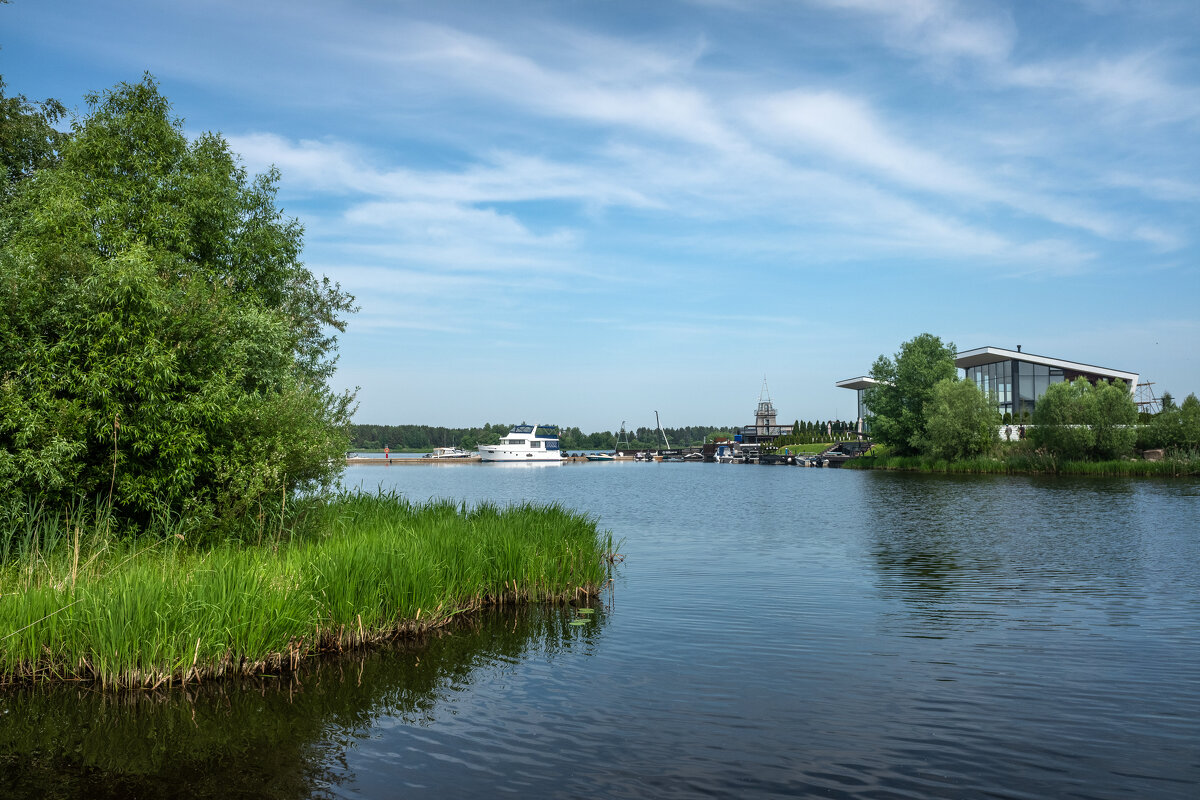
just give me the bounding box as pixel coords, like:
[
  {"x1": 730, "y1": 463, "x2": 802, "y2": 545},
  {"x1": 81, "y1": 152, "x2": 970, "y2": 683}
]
[
  {"x1": 1030, "y1": 378, "x2": 1136, "y2": 461},
  {"x1": 0, "y1": 76, "x2": 354, "y2": 534},
  {"x1": 864, "y1": 333, "x2": 957, "y2": 456},
  {"x1": 920, "y1": 378, "x2": 1000, "y2": 461}
]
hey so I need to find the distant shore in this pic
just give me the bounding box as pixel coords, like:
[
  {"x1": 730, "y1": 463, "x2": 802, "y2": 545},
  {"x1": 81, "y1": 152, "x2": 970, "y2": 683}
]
[{"x1": 845, "y1": 453, "x2": 1199, "y2": 476}]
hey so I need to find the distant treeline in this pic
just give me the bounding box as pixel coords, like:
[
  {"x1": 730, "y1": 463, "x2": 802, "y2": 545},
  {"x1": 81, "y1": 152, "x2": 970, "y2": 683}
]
[
  {"x1": 780, "y1": 420, "x2": 858, "y2": 444},
  {"x1": 349, "y1": 423, "x2": 733, "y2": 451},
  {"x1": 350, "y1": 420, "x2": 858, "y2": 451}
]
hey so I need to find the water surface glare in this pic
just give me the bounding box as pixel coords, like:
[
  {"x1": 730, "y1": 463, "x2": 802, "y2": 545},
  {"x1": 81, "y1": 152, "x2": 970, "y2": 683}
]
[{"x1": 4, "y1": 464, "x2": 1198, "y2": 799}]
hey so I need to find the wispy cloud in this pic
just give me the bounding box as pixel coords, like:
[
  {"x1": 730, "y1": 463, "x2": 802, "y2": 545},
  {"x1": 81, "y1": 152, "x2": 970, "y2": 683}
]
[
  {"x1": 810, "y1": 0, "x2": 1199, "y2": 121},
  {"x1": 1005, "y1": 51, "x2": 1200, "y2": 121},
  {"x1": 1104, "y1": 171, "x2": 1200, "y2": 202},
  {"x1": 352, "y1": 22, "x2": 745, "y2": 153},
  {"x1": 810, "y1": 0, "x2": 1016, "y2": 64},
  {"x1": 227, "y1": 133, "x2": 656, "y2": 207},
  {"x1": 746, "y1": 89, "x2": 987, "y2": 195},
  {"x1": 742, "y1": 88, "x2": 1168, "y2": 250}
]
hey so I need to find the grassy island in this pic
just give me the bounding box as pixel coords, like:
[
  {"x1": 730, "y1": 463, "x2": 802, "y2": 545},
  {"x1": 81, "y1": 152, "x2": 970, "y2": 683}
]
[
  {"x1": 0, "y1": 79, "x2": 617, "y2": 690},
  {"x1": 0, "y1": 493, "x2": 615, "y2": 688}
]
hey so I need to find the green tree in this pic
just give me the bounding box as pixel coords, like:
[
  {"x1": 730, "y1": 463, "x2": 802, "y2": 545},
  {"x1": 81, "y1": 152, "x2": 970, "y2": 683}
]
[
  {"x1": 1030, "y1": 378, "x2": 1136, "y2": 461},
  {"x1": 1029, "y1": 379, "x2": 1096, "y2": 460},
  {"x1": 921, "y1": 378, "x2": 999, "y2": 460},
  {"x1": 0, "y1": 77, "x2": 66, "y2": 197},
  {"x1": 865, "y1": 333, "x2": 958, "y2": 456},
  {"x1": 1090, "y1": 379, "x2": 1137, "y2": 459},
  {"x1": 1182, "y1": 394, "x2": 1200, "y2": 451},
  {"x1": 1142, "y1": 392, "x2": 1200, "y2": 451},
  {"x1": 0, "y1": 76, "x2": 355, "y2": 532}
]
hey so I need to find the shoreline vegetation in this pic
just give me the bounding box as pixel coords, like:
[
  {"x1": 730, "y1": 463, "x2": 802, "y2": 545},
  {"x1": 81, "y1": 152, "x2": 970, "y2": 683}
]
[
  {"x1": 0, "y1": 493, "x2": 616, "y2": 689},
  {"x1": 845, "y1": 445, "x2": 1200, "y2": 476},
  {"x1": 850, "y1": 333, "x2": 1199, "y2": 477},
  {"x1": 0, "y1": 77, "x2": 615, "y2": 693}
]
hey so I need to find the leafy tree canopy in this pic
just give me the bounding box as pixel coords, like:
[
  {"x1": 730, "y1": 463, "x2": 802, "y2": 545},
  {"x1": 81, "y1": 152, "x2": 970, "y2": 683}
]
[
  {"x1": 921, "y1": 378, "x2": 999, "y2": 461},
  {"x1": 0, "y1": 76, "x2": 66, "y2": 198},
  {"x1": 864, "y1": 333, "x2": 958, "y2": 456},
  {"x1": 1030, "y1": 378, "x2": 1136, "y2": 461},
  {"x1": 1139, "y1": 391, "x2": 1200, "y2": 452},
  {"x1": 0, "y1": 75, "x2": 355, "y2": 532}
]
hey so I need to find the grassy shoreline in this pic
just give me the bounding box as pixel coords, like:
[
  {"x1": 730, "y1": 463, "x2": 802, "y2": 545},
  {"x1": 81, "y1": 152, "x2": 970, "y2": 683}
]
[
  {"x1": 0, "y1": 493, "x2": 615, "y2": 689},
  {"x1": 845, "y1": 453, "x2": 1199, "y2": 476}
]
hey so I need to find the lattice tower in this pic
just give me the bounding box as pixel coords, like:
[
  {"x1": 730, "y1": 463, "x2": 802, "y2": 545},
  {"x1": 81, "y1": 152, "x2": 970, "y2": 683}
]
[{"x1": 1134, "y1": 382, "x2": 1161, "y2": 415}]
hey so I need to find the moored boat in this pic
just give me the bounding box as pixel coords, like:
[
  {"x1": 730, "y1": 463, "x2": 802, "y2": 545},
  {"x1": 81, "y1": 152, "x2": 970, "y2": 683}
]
[
  {"x1": 424, "y1": 446, "x2": 473, "y2": 459},
  {"x1": 478, "y1": 423, "x2": 564, "y2": 462}
]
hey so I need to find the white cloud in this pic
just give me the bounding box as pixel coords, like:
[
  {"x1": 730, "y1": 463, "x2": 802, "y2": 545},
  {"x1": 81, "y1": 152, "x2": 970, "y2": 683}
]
[
  {"x1": 227, "y1": 133, "x2": 656, "y2": 208},
  {"x1": 229, "y1": 12, "x2": 1188, "y2": 297},
  {"x1": 809, "y1": 0, "x2": 1198, "y2": 121},
  {"x1": 1104, "y1": 172, "x2": 1200, "y2": 202},
  {"x1": 747, "y1": 89, "x2": 986, "y2": 195},
  {"x1": 343, "y1": 200, "x2": 573, "y2": 247},
  {"x1": 744, "y1": 87, "x2": 1186, "y2": 250},
  {"x1": 810, "y1": 0, "x2": 1016, "y2": 63},
  {"x1": 1005, "y1": 51, "x2": 1200, "y2": 120},
  {"x1": 350, "y1": 22, "x2": 747, "y2": 154}
]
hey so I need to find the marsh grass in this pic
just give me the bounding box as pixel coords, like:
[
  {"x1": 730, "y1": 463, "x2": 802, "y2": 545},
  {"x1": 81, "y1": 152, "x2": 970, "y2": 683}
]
[
  {"x1": 846, "y1": 452, "x2": 1199, "y2": 476},
  {"x1": 0, "y1": 492, "x2": 615, "y2": 688}
]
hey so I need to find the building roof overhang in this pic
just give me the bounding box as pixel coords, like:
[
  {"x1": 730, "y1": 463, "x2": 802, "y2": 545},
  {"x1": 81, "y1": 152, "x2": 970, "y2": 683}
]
[
  {"x1": 954, "y1": 346, "x2": 1138, "y2": 384},
  {"x1": 836, "y1": 376, "x2": 881, "y2": 391}
]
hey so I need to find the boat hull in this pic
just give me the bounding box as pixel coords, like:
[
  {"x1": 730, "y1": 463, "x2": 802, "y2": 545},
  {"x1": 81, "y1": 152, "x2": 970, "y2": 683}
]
[
  {"x1": 477, "y1": 422, "x2": 563, "y2": 462},
  {"x1": 478, "y1": 448, "x2": 563, "y2": 463}
]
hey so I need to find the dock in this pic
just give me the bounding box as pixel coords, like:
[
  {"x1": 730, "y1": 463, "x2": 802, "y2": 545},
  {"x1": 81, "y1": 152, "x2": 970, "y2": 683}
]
[
  {"x1": 345, "y1": 448, "x2": 866, "y2": 467},
  {"x1": 345, "y1": 455, "x2": 610, "y2": 465}
]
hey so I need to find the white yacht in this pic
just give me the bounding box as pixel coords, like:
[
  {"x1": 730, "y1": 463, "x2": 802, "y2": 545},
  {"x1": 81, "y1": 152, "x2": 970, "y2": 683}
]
[{"x1": 477, "y1": 424, "x2": 564, "y2": 463}]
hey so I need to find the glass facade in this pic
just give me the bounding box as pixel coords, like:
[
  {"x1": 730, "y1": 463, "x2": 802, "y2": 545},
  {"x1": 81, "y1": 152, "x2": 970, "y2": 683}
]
[
  {"x1": 966, "y1": 359, "x2": 1064, "y2": 420},
  {"x1": 855, "y1": 389, "x2": 871, "y2": 433}
]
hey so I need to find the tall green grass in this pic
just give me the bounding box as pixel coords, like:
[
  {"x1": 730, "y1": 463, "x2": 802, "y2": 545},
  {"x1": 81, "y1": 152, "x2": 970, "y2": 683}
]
[
  {"x1": 0, "y1": 492, "x2": 616, "y2": 688},
  {"x1": 845, "y1": 453, "x2": 1199, "y2": 476}
]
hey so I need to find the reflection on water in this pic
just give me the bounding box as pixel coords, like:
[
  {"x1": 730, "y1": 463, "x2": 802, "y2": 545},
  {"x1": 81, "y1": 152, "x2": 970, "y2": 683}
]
[
  {"x1": 4, "y1": 466, "x2": 1199, "y2": 799},
  {"x1": 0, "y1": 605, "x2": 608, "y2": 799}
]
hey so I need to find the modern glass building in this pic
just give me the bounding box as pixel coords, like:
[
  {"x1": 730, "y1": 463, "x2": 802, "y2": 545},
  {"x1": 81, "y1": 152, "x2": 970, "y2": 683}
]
[
  {"x1": 956, "y1": 346, "x2": 1137, "y2": 420},
  {"x1": 838, "y1": 346, "x2": 1138, "y2": 426}
]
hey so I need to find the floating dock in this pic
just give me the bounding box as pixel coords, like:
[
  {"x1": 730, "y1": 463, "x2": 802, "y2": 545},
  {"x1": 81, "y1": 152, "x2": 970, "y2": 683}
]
[{"x1": 345, "y1": 456, "x2": 610, "y2": 465}]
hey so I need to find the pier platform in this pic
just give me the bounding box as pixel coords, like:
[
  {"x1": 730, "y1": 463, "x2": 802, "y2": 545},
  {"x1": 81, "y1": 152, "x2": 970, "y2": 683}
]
[{"x1": 345, "y1": 456, "x2": 608, "y2": 465}]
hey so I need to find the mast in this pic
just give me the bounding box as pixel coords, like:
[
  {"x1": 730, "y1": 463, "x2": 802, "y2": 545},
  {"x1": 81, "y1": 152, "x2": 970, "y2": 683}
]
[{"x1": 655, "y1": 410, "x2": 671, "y2": 449}]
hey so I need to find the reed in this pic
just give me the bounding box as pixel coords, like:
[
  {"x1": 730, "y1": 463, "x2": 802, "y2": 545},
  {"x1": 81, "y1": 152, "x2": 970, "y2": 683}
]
[
  {"x1": 845, "y1": 453, "x2": 1199, "y2": 476},
  {"x1": 0, "y1": 492, "x2": 615, "y2": 688}
]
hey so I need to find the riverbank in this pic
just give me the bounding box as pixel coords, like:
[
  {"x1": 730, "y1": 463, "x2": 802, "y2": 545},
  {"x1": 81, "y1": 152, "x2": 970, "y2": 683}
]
[
  {"x1": 845, "y1": 452, "x2": 1200, "y2": 476},
  {"x1": 0, "y1": 493, "x2": 614, "y2": 689}
]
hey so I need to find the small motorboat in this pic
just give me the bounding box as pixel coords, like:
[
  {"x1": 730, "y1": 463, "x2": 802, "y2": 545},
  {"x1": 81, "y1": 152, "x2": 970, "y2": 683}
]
[{"x1": 425, "y1": 446, "x2": 473, "y2": 459}]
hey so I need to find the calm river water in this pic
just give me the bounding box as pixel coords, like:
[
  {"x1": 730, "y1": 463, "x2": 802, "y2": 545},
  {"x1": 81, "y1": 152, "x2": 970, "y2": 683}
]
[{"x1": 3, "y1": 463, "x2": 1199, "y2": 799}]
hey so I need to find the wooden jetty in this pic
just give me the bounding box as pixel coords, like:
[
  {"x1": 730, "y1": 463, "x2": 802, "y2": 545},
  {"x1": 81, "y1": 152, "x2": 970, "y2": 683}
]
[{"x1": 345, "y1": 455, "x2": 607, "y2": 465}]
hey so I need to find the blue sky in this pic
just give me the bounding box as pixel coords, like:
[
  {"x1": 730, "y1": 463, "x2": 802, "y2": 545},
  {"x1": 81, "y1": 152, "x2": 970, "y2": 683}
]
[{"x1": 4, "y1": 0, "x2": 1198, "y2": 430}]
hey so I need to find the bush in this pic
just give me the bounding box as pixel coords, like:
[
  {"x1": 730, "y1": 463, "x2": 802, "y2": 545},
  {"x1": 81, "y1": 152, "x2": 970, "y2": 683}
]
[
  {"x1": 0, "y1": 76, "x2": 354, "y2": 533},
  {"x1": 864, "y1": 333, "x2": 957, "y2": 456},
  {"x1": 1139, "y1": 393, "x2": 1200, "y2": 452},
  {"x1": 921, "y1": 378, "x2": 1000, "y2": 461},
  {"x1": 1030, "y1": 378, "x2": 1136, "y2": 461}
]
